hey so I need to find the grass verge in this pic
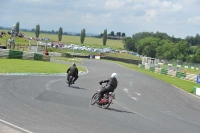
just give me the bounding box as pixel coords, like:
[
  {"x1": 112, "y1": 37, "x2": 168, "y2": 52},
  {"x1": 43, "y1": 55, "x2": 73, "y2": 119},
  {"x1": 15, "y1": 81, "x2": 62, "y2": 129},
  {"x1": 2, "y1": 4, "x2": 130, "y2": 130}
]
[
  {"x1": 0, "y1": 31, "x2": 124, "y2": 50},
  {"x1": 0, "y1": 58, "x2": 85, "y2": 73},
  {"x1": 116, "y1": 62, "x2": 200, "y2": 93}
]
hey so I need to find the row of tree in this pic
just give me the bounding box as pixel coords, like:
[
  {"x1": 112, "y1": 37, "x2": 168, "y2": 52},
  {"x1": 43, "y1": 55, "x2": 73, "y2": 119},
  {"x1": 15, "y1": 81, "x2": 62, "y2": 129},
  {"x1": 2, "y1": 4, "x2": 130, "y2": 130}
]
[
  {"x1": 10, "y1": 22, "x2": 109, "y2": 45},
  {"x1": 108, "y1": 31, "x2": 126, "y2": 37},
  {"x1": 7, "y1": 22, "x2": 200, "y2": 63},
  {"x1": 123, "y1": 32, "x2": 200, "y2": 63}
]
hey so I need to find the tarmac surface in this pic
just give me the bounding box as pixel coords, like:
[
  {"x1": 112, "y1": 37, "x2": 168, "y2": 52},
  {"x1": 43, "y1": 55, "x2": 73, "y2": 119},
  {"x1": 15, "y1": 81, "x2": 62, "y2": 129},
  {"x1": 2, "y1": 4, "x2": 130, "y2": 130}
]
[{"x1": 0, "y1": 59, "x2": 200, "y2": 133}]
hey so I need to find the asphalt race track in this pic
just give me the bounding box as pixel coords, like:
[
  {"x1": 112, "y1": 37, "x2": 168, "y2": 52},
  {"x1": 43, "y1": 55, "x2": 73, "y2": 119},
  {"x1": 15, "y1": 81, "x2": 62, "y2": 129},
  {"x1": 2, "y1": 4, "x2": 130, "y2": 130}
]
[{"x1": 0, "y1": 59, "x2": 200, "y2": 133}]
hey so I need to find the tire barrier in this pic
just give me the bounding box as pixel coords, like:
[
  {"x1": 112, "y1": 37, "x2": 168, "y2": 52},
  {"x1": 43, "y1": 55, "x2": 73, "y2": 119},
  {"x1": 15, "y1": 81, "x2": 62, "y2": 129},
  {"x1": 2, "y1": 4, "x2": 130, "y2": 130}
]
[
  {"x1": 0, "y1": 49, "x2": 50, "y2": 61},
  {"x1": 161, "y1": 69, "x2": 168, "y2": 75},
  {"x1": 176, "y1": 72, "x2": 186, "y2": 79},
  {"x1": 150, "y1": 67, "x2": 155, "y2": 72},
  {"x1": 8, "y1": 50, "x2": 23, "y2": 59},
  {"x1": 0, "y1": 49, "x2": 9, "y2": 58},
  {"x1": 139, "y1": 63, "x2": 198, "y2": 82},
  {"x1": 193, "y1": 86, "x2": 200, "y2": 96},
  {"x1": 168, "y1": 70, "x2": 176, "y2": 77}
]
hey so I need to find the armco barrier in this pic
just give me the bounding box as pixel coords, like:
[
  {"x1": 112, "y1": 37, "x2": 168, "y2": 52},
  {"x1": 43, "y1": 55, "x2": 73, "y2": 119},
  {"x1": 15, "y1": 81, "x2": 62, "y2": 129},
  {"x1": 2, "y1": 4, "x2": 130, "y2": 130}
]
[
  {"x1": 101, "y1": 56, "x2": 141, "y2": 65},
  {"x1": 72, "y1": 55, "x2": 89, "y2": 58}
]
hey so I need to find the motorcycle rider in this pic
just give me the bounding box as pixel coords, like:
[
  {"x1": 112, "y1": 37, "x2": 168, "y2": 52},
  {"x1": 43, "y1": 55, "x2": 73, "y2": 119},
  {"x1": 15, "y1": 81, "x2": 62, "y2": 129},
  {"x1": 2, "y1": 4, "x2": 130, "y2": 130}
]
[
  {"x1": 66, "y1": 63, "x2": 79, "y2": 84},
  {"x1": 97, "y1": 73, "x2": 118, "y2": 104}
]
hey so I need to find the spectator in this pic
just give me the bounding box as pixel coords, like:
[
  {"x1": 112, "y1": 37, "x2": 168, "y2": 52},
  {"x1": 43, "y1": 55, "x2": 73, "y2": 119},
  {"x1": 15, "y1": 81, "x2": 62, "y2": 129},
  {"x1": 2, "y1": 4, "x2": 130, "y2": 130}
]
[{"x1": 44, "y1": 49, "x2": 49, "y2": 55}]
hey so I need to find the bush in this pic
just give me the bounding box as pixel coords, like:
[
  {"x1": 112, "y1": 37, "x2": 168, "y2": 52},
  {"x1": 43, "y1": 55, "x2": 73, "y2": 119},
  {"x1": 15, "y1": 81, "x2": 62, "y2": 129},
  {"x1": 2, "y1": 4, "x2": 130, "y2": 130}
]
[{"x1": 66, "y1": 53, "x2": 73, "y2": 58}]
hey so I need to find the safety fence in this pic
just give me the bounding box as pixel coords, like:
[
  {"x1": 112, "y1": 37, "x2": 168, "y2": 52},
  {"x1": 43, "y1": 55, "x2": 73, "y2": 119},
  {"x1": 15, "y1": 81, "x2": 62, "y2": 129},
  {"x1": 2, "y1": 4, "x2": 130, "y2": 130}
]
[
  {"x1": 139, "y1": 64, "x2": 200, "y2": 96},
  {"x1": 167, "y1": 63, "x2": 199, "y2": 71},
  {"x1": 0, "y1": 49, "x2": 50, "y2": 61},
  {"x1": 139, "y1": 64, "x2": 196, "y2": 82}
]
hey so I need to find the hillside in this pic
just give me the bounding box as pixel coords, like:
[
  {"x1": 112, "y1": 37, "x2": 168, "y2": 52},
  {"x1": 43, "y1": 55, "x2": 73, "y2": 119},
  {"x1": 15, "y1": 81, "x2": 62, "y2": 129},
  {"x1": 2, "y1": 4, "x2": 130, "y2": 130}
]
[{"x1": 0, "y1": 30, "x2": 124, "y2": 50}]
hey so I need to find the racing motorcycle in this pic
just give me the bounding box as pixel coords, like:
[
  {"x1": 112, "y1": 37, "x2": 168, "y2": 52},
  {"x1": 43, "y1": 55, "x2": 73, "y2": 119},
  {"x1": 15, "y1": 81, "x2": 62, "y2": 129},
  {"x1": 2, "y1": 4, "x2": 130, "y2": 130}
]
[
  {"x1": 68, "y1": 75, "x2": 74, "y2": 87},
  {"x1": 90, "y1": 84, "x2": 115, "y2": 109}
]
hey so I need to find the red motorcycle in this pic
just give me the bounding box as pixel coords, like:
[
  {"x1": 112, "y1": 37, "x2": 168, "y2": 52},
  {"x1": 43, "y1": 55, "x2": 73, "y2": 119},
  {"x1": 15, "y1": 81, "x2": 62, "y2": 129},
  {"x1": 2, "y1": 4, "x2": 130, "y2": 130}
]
[{"x1": 90, "y1": 85, "x2": 115, "y2": 109}]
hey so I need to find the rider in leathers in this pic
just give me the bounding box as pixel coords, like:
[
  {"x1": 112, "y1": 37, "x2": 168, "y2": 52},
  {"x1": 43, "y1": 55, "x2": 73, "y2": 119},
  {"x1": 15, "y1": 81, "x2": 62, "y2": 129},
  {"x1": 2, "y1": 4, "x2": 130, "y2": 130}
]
[
  {"x1": 97, "y1": 73, "x2": 118, "y2": 104},
  {"x1": 66, "y1": 63, "x2": 79, "y2": 84}
]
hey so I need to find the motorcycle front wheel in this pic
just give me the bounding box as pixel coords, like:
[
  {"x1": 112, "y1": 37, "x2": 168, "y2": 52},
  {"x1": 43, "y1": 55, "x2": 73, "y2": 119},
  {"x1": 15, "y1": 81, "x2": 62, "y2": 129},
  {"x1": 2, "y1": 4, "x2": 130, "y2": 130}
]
[
  {"x1": 68, "y1": 76, "x2": 73, "y2": 87},
  {"x1": 90, "y1": 93, "x2": 98, "y2": 105}
]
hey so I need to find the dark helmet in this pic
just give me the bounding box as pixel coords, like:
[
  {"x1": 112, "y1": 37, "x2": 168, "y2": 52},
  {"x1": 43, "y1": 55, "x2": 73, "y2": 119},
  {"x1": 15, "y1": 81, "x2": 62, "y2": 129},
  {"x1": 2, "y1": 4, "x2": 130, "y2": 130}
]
[{"x1": 73, "y1": 63, "x2": 76, "y2": 66}]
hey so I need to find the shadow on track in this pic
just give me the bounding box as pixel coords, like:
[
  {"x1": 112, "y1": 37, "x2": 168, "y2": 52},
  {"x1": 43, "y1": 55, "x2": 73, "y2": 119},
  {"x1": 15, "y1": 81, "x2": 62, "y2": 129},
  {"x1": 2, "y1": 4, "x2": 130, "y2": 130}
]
[
  {"x1": 106, "y1": 108, "x2": 135, "y2": 114},
  {"x1": 69, "y1": 86, "x2": 87, "y2": 90}
]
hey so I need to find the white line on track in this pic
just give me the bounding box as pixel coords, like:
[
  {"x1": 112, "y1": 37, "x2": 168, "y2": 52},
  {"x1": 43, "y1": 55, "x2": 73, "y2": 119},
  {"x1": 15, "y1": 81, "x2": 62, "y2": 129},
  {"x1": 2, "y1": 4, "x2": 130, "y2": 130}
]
[
  {"x1": 124, "y1": 88, "x2": 129, "y2": 93},
  {"x1": 123, "y1": 88, "x2": 138, "y2": 101},
  {"x1": 83, "y1": 67, "x2": 89, "y2": 74},
  {"x1": 0, "y1": 119, "x2": 33, "y2": 133},
  {"x1": 46, "y1": 78, "x2": 63, "y2": 90},
  {"x1": 131, "y1": 97, "x2": 138, "y2": 100},
  {"x1": 117, "y1": 63, "x2": 200, "y2": 100},
  {"x1": 135, "y1": 92, "x2": 141, "y2": 96}
]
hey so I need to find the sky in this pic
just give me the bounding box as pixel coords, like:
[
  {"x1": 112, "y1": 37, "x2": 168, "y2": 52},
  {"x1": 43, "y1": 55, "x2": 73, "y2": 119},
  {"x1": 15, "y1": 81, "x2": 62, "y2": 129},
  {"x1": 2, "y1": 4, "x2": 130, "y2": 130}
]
[{"x1": 0, "y1": 0, "x2": 200, "y2": 39}]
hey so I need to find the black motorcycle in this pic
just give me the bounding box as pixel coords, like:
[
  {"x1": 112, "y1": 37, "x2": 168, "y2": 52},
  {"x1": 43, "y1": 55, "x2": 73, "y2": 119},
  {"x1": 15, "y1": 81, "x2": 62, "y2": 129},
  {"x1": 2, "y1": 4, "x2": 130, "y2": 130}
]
[{"x1": 68, "y1": 75, "x2": 74, "y2": 87}]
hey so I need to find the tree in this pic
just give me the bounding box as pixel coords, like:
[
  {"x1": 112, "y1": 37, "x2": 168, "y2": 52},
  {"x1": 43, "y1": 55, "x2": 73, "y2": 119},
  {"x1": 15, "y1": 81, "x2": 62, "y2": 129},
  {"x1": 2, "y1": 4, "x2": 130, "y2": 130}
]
[
  {"x1": 174, "y1": 41, "x2": 189, "y2": 61},
  {"x1": 103, "y1": 29, "x2": 107, "y2": 45},
  {"x1": 191, "y1": 49, "x2": 200, "y2": 63},
  {"x1": 123, "y1": 37, "x2": 136, "y2": 51},
  {"x1": 110, "y1": 31, "x2": 115, "y2": 36},
  {"x1": 136, "y1": 37, "x2": 160, "y2": 57},
  {"x1": 15, "y1": 22, "x2": 20, "y2": 34},
  {"x1": 99, "y1": 33, "x2": 103, "y2": 38},
  {"x1": 31, "y1": 28, "x2": 35, "y2": 32},
  {"x1": 58, "y1": 27, "x2": 63, "y2": 42},
  {"x1": 155, "y1": 40, "x2": 174, "y2": 59},
  {"x1": 122, "y1": 32, "x2": 126, "y2": 37},
  {"x1": 51, "y1": 30, "x2": 55, "y2": 34},
  {"x1": 80, "y1": 28, "x2": 86, "y2": 44},
  {"x1": 116, "y1": 32, "x2": 121, "y2": 36},
  {"x1": 35, "y1": 24, "x2": 40, "y2": 38}
]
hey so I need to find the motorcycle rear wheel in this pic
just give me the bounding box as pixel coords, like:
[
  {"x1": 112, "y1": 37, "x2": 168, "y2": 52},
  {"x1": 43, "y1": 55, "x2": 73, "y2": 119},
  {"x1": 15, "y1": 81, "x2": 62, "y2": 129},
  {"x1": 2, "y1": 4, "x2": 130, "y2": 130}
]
[{"x1": 102, "y1": 96, "x2": 112, "y2": 109}]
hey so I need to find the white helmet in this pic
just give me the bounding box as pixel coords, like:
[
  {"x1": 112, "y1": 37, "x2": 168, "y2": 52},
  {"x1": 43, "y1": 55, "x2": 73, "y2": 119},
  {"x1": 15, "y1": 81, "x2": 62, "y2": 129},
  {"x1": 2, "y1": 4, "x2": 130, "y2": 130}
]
[{"x1": 111, "y1": 73, "x2": 117, "y2": 78}]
